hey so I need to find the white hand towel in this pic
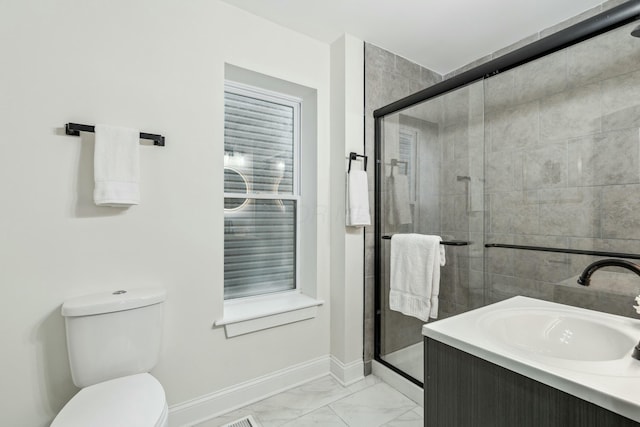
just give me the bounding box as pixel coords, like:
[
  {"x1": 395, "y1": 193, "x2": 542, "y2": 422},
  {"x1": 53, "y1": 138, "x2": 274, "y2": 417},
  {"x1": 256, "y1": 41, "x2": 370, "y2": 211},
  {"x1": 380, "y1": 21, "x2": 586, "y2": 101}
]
[
  {"x1": 346, "y1": 171, "x2": 371, "y2": 227},
  {"x1": 386, "y1": 174, "x2": 412, "y2": 225},
  {"x1": 390, "y1": 234, "x2": 445, "y2": 321},
  {"x1": 93, "y1": 125, "x2": 140, "y2": 207}
]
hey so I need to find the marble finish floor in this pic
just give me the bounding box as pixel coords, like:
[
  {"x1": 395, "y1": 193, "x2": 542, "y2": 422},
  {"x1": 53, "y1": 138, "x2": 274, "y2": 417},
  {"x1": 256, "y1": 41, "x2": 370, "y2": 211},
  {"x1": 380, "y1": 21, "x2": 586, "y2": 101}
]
[{"x1": 195, "y1": 375, "x2": 422, "y2": 427}]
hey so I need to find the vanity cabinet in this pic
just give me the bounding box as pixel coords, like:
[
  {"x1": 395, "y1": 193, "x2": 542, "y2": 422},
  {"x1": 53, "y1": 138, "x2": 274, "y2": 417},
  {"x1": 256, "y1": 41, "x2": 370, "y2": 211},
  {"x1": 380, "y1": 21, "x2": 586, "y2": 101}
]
[{"x1": 424, "y1": 337, "x2": 640, "y2": 427}]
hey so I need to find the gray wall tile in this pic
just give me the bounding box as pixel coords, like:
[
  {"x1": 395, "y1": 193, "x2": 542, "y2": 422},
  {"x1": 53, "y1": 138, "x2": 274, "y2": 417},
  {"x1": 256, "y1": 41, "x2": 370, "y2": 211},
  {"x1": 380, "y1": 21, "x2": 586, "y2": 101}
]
[
  {"x1": 539, "y1": 83, "x2": 602, "y2": 141},
  {"x1": 568, "y1": 129, "x2": 640, "y2": 187},
  {"x1": 538, "y1": 187, "x2": 601, "y2": 237},
  {"x1": 522, "y1": 143, "x2": 568, "y2": 190},
  {"x1": 490, "y1": 191, "x2": 539, "y2": 234},
  {"x1": 601, "y1": 68, "x2": 640, "y2": 131},
  {"x1": 395, "y1": 54, "x2": 422, "y2": 80},
  {"x1": 489, "y1": 274, "x2": 555, "y2": 301},
  {"x1": 567, "y1": 21, "x2": 640, "y2": 88},
  {"x1": 488, "y1": 100, "x2": 539, "y2": 152},
  {"x1": 554, "y1": 284, "x2": 637, "y2": 316},
  {"x1": 513, "y1": 50, "x2": 568, "y2": 105},
  {"x1": 484, "y1": 70, "x2": 515, "y2": 112},
  {"x1": 601, "y1": 184, "x2": 640, "y2": 239},
  {"x1": 421, "y1": 67, "x2": 443, "y2": 87},
  {"x1": 485, "y1": 150, "x2": 523, "y2": 192}
]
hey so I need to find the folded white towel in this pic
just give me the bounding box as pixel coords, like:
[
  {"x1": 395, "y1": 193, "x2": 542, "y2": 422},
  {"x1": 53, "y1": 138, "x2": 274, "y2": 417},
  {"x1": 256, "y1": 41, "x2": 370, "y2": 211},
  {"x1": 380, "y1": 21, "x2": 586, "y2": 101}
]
[
  {"x1": 386, "y1": 174, "x2": 412, "y2": 225},
  {"x1": 346, "y1": 171, "x2": 371, "y2": 227},
  {"x1": 93, "y1": 124, "x2": 140, "y2": 207},
  {"x1": 390, "y1": 234, "x2": 446, "y2": 321}
]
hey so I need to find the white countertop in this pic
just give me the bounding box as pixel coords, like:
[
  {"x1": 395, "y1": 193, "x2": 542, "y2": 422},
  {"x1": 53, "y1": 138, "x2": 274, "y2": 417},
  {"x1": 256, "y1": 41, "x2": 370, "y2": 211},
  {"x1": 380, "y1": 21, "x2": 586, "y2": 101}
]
[{"x1": 422, "y1": 296, "x2": 640, "y2": 422}]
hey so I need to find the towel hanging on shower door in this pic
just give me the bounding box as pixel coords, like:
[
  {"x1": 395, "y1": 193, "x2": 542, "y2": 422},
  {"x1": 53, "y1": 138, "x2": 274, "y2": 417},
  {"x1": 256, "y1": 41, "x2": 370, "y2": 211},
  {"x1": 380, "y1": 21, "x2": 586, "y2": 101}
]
[{"x1": 390, "y1": 233, "x2": 445, "y2": 321}]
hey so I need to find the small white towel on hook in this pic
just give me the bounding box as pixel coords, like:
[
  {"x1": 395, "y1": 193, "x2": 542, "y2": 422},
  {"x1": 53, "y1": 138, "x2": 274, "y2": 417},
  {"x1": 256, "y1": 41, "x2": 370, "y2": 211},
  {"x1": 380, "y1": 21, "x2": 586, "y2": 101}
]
[
  {"x1": 93, "y1": 124, "x2": 140, "y2": 207},
  {"x1": 346, "y1": 171, "x2": 371, "y2": 227}
]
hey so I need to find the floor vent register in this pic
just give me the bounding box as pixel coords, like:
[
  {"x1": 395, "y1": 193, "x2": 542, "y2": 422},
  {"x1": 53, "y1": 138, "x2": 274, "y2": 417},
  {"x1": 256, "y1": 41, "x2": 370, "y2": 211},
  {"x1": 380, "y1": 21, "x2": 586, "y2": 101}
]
[{"x1": 222, "y1": 415, "x2": 260, "y2": 427}]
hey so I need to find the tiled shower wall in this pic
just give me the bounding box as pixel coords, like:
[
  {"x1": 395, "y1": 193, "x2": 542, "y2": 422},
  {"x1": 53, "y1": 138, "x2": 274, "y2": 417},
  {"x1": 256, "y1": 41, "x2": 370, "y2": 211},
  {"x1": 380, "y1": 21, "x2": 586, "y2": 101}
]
[
  {"x1": 363, "y1": 44, "x2": 442, "y2": 372},
  {"x1": 484, "y1": 20, "x2": 640, "y2": 315},
  {"x1": 364, "y1": 0, "x2": 638, "y2": 372}
]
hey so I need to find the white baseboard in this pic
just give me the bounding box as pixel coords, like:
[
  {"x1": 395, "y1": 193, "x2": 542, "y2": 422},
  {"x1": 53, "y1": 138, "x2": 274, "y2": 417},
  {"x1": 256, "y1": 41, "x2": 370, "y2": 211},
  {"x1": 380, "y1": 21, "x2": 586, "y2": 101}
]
[
  {"x1": 168, "y1": 356, "x2": 331, "y2": 427},
  {"x1": 329, "y1": 356, "x2": 364, "y2": 386}
]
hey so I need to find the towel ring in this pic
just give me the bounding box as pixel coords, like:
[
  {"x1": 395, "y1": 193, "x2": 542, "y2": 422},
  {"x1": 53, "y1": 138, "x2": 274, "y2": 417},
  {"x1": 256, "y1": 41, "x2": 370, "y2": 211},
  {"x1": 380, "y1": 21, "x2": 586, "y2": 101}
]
[{"x1": 348, "y1": 152, "x2": 368, "y2": 173}]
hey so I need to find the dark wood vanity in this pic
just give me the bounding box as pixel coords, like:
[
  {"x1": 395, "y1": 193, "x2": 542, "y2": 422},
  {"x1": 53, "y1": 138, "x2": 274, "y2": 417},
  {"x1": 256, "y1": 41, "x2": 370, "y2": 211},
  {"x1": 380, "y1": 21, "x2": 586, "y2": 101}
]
[{"x1": 424, "y1": 338, "x2": 640, "y2": 427}]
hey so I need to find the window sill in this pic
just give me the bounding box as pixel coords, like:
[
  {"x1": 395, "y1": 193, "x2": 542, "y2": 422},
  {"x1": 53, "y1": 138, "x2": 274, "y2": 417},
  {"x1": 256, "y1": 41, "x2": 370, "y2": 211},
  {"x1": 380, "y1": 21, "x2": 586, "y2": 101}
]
[{"x1": 214, "y1": 292, "x2": 324, "y2": 338}]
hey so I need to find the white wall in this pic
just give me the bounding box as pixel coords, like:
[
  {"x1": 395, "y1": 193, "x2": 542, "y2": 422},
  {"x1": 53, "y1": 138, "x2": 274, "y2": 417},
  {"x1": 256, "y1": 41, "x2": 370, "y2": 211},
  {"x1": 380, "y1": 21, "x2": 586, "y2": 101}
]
[
  {"x1": 0, "y1": 1, "x2": 332, "y2": 426},
  {"x1": 329, "y1": 35, "x2": 365, "y2": 381}
]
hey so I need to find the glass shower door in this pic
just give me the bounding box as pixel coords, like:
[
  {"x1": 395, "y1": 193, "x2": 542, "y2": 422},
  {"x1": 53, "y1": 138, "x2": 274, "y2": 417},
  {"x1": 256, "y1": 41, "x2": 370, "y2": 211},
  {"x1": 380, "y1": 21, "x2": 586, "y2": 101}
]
[{"x1": 377, "y1": 81, "x2": 485, "y2": 384}]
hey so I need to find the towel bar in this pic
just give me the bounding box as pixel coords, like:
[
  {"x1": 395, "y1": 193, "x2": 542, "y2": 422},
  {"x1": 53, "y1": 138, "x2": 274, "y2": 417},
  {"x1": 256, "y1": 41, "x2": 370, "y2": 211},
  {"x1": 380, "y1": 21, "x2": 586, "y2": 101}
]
[
  {"x1": 65, "y1": 122, "x2": 165, "y2": 146},
  {"x1": 485, "y1": 243, "x2": 640, "y2": 260},
  {"x1": 382, "y1": 235, "x2": 470, "y2": 246}
]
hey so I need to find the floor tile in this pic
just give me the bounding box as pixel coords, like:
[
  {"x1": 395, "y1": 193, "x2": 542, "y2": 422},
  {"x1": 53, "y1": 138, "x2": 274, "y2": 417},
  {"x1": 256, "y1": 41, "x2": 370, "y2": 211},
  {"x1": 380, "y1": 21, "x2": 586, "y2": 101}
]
[
  {"x1": 328, "y1": 383, "x2": 417, "y2": 427},
  {"x1": 346, "y1": 374, "x2": 381, "y2": 393},
  {"x1": 411, "y1": 406, "x2": 423, "y2": 418},
  {"x1": 280, "y1": 406, "x2": 348, "y2": 427},
  {"x1": 194, "y1": 375, "x2": 420, "y2": 427},
  {"x1": 381, "y1": 408, "x2": 423, "y2": 427},
  {"x1": 240, "y1": 376, "x2": 351, "y2": 427}
]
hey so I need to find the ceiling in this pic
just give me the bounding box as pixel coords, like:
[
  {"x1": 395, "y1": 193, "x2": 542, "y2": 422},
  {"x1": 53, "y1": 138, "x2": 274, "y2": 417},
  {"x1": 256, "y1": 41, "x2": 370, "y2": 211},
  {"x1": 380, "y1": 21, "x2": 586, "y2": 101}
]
[{"x1": 220, "y1": 0, "x2": 604, "y2": 74}]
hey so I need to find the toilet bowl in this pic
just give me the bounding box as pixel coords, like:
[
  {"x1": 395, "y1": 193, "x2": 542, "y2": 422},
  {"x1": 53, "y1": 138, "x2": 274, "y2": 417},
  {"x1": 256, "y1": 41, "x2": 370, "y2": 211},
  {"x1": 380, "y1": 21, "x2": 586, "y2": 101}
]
[
  {"x1": 51, "y1": 288, "x2": 168, "y2": 427},
  {"x1": 51, "y1": 373, "x2": 168, "y2": 427}
]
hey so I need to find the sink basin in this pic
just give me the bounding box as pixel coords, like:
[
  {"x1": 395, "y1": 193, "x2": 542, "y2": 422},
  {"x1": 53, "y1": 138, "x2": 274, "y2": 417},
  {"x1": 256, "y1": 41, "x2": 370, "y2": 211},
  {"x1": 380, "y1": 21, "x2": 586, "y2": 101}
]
[{"x1": 479, "y1": 308, "x2": 635, "y2": 361}]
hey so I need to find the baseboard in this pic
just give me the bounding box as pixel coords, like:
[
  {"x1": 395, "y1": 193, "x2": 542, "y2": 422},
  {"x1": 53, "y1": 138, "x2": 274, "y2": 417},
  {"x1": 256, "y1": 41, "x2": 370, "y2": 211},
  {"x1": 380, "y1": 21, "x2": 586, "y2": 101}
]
[
  {"x1": 168, "y1": 356, "x2": 331, "y2": 427},
  {"x1": 329, "y1": 356, "x2": 364, "y2": 386}
]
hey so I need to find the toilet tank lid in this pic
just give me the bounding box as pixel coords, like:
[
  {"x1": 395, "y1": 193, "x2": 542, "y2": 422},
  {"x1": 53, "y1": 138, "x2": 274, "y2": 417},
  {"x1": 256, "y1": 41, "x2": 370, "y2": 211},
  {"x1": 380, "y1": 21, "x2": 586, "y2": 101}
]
[{"x1": 62, "y1": 288, "x2": 166, "y2": 317}]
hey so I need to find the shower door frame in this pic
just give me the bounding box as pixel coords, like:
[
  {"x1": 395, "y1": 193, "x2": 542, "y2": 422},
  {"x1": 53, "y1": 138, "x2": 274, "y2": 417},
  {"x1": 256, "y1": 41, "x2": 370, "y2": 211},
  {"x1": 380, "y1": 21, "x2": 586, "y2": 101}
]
[{"x1": 372, "y1": 0, "x2": 640, "y2": 387}]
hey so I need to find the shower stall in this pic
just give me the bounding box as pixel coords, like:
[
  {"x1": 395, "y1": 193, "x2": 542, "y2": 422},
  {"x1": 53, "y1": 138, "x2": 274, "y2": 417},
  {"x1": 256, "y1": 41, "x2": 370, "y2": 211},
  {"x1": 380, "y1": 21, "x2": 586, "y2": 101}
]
[{"x1": 373, "y1": 0, "x2": 640, "y2": 389}]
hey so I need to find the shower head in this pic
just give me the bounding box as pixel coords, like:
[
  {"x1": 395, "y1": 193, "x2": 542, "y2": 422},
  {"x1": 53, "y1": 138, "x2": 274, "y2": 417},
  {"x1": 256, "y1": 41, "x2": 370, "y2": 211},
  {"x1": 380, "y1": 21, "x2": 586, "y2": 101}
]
[{"x1": 631, "y1": 24, "x2": 640, "y2": 38}]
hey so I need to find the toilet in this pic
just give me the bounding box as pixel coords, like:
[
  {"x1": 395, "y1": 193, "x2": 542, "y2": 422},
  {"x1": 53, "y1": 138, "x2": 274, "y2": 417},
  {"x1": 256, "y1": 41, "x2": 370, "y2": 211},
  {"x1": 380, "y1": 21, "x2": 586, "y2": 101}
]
[{"x1": 51, "y1": 288, "x2": 168, "y2": 427}]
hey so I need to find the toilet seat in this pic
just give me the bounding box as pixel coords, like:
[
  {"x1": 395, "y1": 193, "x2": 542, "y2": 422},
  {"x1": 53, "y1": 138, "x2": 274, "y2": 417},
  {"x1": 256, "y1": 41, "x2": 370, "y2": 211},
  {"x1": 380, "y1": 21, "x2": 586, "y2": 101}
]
[{"x1": 51, "y1": 373, "x2": 167, "y2": 427}]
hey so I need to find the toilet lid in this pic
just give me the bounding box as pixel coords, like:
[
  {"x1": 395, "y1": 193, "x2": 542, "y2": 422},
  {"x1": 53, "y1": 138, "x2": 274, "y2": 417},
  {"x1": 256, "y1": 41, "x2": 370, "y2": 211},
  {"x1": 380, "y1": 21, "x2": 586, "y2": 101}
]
[{"x1": 51, "y1": 373, "x2": 166, "y2": 427}]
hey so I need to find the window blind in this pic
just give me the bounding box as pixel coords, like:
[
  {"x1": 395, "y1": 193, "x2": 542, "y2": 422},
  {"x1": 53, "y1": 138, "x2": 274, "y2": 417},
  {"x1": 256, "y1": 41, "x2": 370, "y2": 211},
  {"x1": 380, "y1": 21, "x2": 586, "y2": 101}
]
[
  {"x1": 399, "y1": 130, "x2": 416, "y2": 201},
  {"x1": 223, "y1": 86, "x2": 298, "y2": 300}
]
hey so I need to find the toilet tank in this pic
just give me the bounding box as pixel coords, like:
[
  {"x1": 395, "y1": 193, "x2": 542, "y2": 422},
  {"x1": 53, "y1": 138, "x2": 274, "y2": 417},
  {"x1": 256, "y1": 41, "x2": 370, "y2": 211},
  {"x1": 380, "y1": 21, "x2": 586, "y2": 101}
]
[{"x1": 61, "y1": 288, "x2": 166, "y2": 388}]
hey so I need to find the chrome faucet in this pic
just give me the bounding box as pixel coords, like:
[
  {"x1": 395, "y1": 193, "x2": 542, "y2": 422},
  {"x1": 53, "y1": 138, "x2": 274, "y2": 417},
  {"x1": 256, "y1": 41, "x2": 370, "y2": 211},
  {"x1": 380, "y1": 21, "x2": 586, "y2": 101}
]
[{"x1": 577, "y1": 258, "x2": 640, "y2": 361}]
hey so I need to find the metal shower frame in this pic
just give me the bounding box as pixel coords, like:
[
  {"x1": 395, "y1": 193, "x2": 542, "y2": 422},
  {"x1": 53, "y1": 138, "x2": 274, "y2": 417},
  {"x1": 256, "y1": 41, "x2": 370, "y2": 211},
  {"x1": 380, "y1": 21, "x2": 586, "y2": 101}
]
[{"x1": 372, "y1": 0, "x2": 640, "y2": 387}]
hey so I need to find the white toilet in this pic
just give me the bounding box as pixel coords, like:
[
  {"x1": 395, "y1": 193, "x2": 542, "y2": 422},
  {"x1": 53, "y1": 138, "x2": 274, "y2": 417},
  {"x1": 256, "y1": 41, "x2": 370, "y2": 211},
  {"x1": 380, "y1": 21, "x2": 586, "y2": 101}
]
[{"x1": 51, "y1": 288, "x2": 168, "y2": 427}]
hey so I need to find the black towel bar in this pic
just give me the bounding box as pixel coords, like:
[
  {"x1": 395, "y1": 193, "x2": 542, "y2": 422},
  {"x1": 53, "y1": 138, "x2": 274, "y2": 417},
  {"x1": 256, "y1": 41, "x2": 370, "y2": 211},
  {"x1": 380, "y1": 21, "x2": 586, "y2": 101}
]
[
  {"x1": 485, "y1": 243, "x2": 640, "y2": 260},
  {"x1": 65, "y1": 122, "x2": 165, "y2": 146},
  {"x1": 382, "y1": 235, "x2": 470, "y2": 246}
]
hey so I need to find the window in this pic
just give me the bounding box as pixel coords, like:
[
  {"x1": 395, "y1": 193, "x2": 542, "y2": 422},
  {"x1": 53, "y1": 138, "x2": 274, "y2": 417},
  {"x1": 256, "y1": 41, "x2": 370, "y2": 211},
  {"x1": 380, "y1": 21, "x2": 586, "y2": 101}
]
[
  {"x1": 223, "y1": 81, "x2": 301, "y2": 300},
  {"x1": 399, "y1": 129, "x2": 417, "y2": 203}
]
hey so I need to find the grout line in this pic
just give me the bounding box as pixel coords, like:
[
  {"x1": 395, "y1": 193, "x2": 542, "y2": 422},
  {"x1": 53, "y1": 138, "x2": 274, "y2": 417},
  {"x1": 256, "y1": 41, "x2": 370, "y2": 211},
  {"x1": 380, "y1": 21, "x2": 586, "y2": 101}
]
[{"x1": 326, "y1": 404, "x2": 350, "y2": 426}]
